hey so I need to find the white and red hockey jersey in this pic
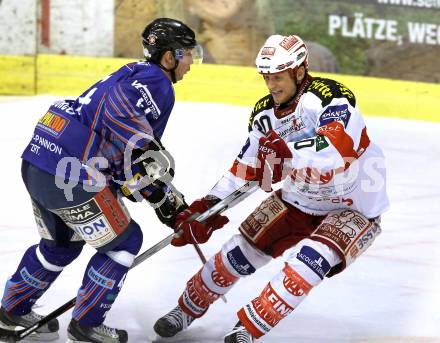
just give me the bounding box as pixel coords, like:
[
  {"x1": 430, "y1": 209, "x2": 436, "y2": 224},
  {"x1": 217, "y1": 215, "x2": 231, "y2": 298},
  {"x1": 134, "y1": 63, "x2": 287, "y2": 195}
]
[{"x1": 209, "y1": 76, "x2": 389, "y2": 218}]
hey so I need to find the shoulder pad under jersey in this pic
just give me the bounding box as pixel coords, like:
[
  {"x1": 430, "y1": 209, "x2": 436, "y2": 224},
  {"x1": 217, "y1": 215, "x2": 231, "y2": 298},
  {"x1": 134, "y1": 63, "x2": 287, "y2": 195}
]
[
  {"x1": 306, "y1": 77, "x2": 356, "y2": 107},
  {"x1": 248, "y1": 94, "x2": 274, "y2": 132}
]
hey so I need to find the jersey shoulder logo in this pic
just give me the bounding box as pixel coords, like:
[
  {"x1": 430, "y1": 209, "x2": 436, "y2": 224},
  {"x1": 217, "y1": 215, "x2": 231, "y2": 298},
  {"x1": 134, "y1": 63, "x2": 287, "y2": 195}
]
[
  {"x1": 319, "y1": 104, "x2": 351, "y2": 128},
  {"x1": 248, "y1": 94, "x2": 274, "y2": 132},
  {"x1": 306, "y1": 77, "x2": 356, "y2": 107},
  {"x1": 37, "y1": 111, "x2": 69, "y2": 138}
]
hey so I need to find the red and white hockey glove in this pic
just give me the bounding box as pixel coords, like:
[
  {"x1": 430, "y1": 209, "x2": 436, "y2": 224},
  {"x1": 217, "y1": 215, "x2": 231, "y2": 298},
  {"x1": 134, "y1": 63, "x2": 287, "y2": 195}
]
[
  {"x1": 256, "y1": 130, "x2": 293, "y2": 192},
  {"x1": 171, "y1": 196, "x2": 229, "y2": 247}
]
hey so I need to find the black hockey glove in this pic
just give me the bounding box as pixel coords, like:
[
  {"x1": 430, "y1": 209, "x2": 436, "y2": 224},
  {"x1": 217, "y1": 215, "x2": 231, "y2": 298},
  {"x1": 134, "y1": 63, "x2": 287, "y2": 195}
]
[
  {"x1": 120, "y1": 137, "x2": 175, "y2": 202},
  {"x1": 146, "y1": 186, "x2": 188, "y2": 228},
  {"x1": 133, "y1": 138, "x2": 175, "y2": 186}
]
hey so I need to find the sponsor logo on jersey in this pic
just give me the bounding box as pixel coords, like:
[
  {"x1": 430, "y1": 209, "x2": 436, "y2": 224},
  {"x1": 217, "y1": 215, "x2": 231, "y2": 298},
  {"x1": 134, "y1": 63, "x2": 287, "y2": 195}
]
[
  {"x1": 87, "y1": 266, "x2": 115, "y2": 289},
  {"x1": 20, "y1": 267, "x2": 49, "y2": 289},
  {"x1": 337, "y1": 81, "x2": 355, "y2": 102},
  {"x1": 277, "y1": 115, "x2": 306, "y2": 138},
  {"x1": 310, "y1": 79, "x2": 334, "y2": 99},
  {"x1": 30, "y1": 143, "x2": 40, "y2": 155},
  {"x1": 296, "y1": 246, "x2": 331, "y2": 279},
  {"x1": 253, "y1": 98, "x2": 271, "y2": 114},
  {"x1": 32, "y1": 134, "x2": 63, "y2": 155},
  {"x1": 309, "y1": 79, "x2": 356, "y2": 107},
  {"x1": 132, "y1": 80, "x2": 161, "y2": 119},
  {"x1": 319, "y1": 104, "x2": 351, "y2": 128},
  {"x1": 226, "y1": 246, "x2": 256, "y2": 276},
  {"x1": 292, "y1": 116, "x2": 305, "y2": 131},
  {"x1": 52, "y1": 100, "x2": 76, "y2": 115},
  {"x1": 280, "y1": 115, "x2": 293, "y2": 125},
  {"x1": 315, "y1": 135, "x2": 330, "y2": 152},
  {"x1": 37, "y1": 112, "x2": 69, "y2": 138}
]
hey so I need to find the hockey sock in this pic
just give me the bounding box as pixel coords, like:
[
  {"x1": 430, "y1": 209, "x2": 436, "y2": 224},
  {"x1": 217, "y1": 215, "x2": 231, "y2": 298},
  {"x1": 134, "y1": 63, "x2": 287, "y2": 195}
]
[
  {"x1": 236, "y1": 239, "x2": 338, "y2": 338},
  {"x1": 179, "y1": 251, "x2": 239, "y2": 318},
  {"x1": 72, "y1": 253, "x2": 128, "y2": 327},
  {"x1": 1, "y1": 245, "x2": 63, "y2": 315},
  {"x1": 238, "y1": 263, "x2": 317, "y2": 338}
]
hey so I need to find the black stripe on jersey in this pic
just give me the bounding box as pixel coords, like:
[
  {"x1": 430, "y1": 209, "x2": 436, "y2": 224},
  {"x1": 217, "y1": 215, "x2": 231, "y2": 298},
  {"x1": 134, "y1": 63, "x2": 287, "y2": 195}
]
[
  {"x1": 248, "y1": 94, "x2": 274, "y2": 132},
  {"x1": 306, "y1": 77, "x2": 356, "y2": 107}
]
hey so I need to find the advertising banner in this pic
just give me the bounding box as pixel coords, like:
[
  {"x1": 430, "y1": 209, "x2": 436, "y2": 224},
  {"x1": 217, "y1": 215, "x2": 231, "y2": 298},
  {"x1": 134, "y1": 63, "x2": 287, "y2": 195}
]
[{"x1": 115, "y1": 0, "x2": 440, "y2": 83}]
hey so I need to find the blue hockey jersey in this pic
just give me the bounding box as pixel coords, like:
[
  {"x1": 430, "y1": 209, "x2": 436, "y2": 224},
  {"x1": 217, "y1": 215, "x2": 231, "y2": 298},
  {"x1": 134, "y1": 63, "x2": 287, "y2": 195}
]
[{"x1": 22, "y1": 61, "x2": 175, "y2": 191}]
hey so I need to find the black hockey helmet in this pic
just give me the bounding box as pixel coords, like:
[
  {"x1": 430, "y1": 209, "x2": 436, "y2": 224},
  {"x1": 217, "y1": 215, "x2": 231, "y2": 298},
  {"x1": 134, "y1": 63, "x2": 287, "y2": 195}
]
[{"x1": 142, "y1": 18, "x2": 202, "y2": 64}]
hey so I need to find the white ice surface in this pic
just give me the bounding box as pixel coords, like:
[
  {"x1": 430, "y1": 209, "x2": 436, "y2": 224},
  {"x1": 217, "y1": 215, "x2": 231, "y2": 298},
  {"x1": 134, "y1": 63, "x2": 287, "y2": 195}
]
[{"x1": 0, "y1": 96, "x2": 439, "y2": 343}]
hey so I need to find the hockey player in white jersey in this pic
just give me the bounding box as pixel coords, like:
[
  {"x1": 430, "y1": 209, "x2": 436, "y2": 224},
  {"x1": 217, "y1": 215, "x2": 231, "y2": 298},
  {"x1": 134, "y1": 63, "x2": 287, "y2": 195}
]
[{"x1": 154, "y1": 34, "x2": 389, "y2": 342}]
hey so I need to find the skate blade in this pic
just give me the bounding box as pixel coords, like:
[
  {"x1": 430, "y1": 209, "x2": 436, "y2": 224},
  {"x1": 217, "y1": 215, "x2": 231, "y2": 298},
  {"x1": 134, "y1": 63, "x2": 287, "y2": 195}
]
[{"x1": 20, "y1": 332, "x2": 59, "y2": 342}]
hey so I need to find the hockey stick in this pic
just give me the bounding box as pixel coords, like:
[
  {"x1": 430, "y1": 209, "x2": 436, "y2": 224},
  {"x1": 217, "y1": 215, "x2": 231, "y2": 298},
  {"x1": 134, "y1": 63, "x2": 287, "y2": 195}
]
[
  {"x1": 191, "y1": 180, "x2": 258, "y2": 303},
  {"x1": 0, "y1": 180, "x2": 257, "y2": 342}
]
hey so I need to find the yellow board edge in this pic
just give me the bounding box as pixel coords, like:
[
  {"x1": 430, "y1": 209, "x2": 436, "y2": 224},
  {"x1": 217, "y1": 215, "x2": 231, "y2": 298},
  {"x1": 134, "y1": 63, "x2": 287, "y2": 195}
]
[
  {"x1": 0, "y1": 54, "x2": 439, "y2": 122},
  {"x1": 0, "y1": 55, "x2": 36, "y2": 95}
]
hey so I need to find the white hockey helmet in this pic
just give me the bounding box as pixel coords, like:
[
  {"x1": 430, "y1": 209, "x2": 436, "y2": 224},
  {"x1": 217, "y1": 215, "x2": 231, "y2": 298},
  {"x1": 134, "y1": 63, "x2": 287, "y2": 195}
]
[{"x1": 255, "y1": 34, "x2": 309, "y2": 75}]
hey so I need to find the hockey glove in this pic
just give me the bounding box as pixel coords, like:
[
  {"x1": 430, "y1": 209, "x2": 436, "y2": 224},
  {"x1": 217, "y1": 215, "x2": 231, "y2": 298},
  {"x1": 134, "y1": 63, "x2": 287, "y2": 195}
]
[
  {"x1": 256, "y1": 130, "x2": 293, "y2": 192},
  {"x1": 120, "y1": 138, "x2": 175, "y2": 202},
  {"x1": 139, "y1": 138, "x2": 175, "y2": 186},
  {"x1": 171, "y1": 196, "x2": 229, "y2": 247},
  {"x1": 147, "y1": 187, "x2": 187, "y2": 228}
]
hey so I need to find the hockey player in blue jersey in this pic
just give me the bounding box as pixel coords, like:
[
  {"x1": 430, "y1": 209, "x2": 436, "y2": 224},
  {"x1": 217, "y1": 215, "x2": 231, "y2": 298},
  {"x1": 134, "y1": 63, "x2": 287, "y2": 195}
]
[{"x1": 0, "y1": 18, "x2": 204, "y2": 343}]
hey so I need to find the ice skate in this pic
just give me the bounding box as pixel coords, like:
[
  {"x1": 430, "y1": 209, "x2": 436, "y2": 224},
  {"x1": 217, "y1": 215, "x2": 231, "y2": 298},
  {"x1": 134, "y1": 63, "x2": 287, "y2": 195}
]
[
  {"x1": 0, "y1": 306, "x2": 59, "y2": 341},
  {"x1": 153, "y1": 305, "x2": 195, "y2": 338},
  {"x1": 224, "y1": 321, "x2": 254, "y2": 343},
  {"x1": 66, "y1": 319, "x2": 127, "y2": 343}
]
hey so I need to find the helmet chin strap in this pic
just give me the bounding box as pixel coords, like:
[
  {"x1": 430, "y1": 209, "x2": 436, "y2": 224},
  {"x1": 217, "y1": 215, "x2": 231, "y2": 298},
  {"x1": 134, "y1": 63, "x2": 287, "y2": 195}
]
[{"x1": 158, "y1": 58, "x2": 179, "y2": 84}]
